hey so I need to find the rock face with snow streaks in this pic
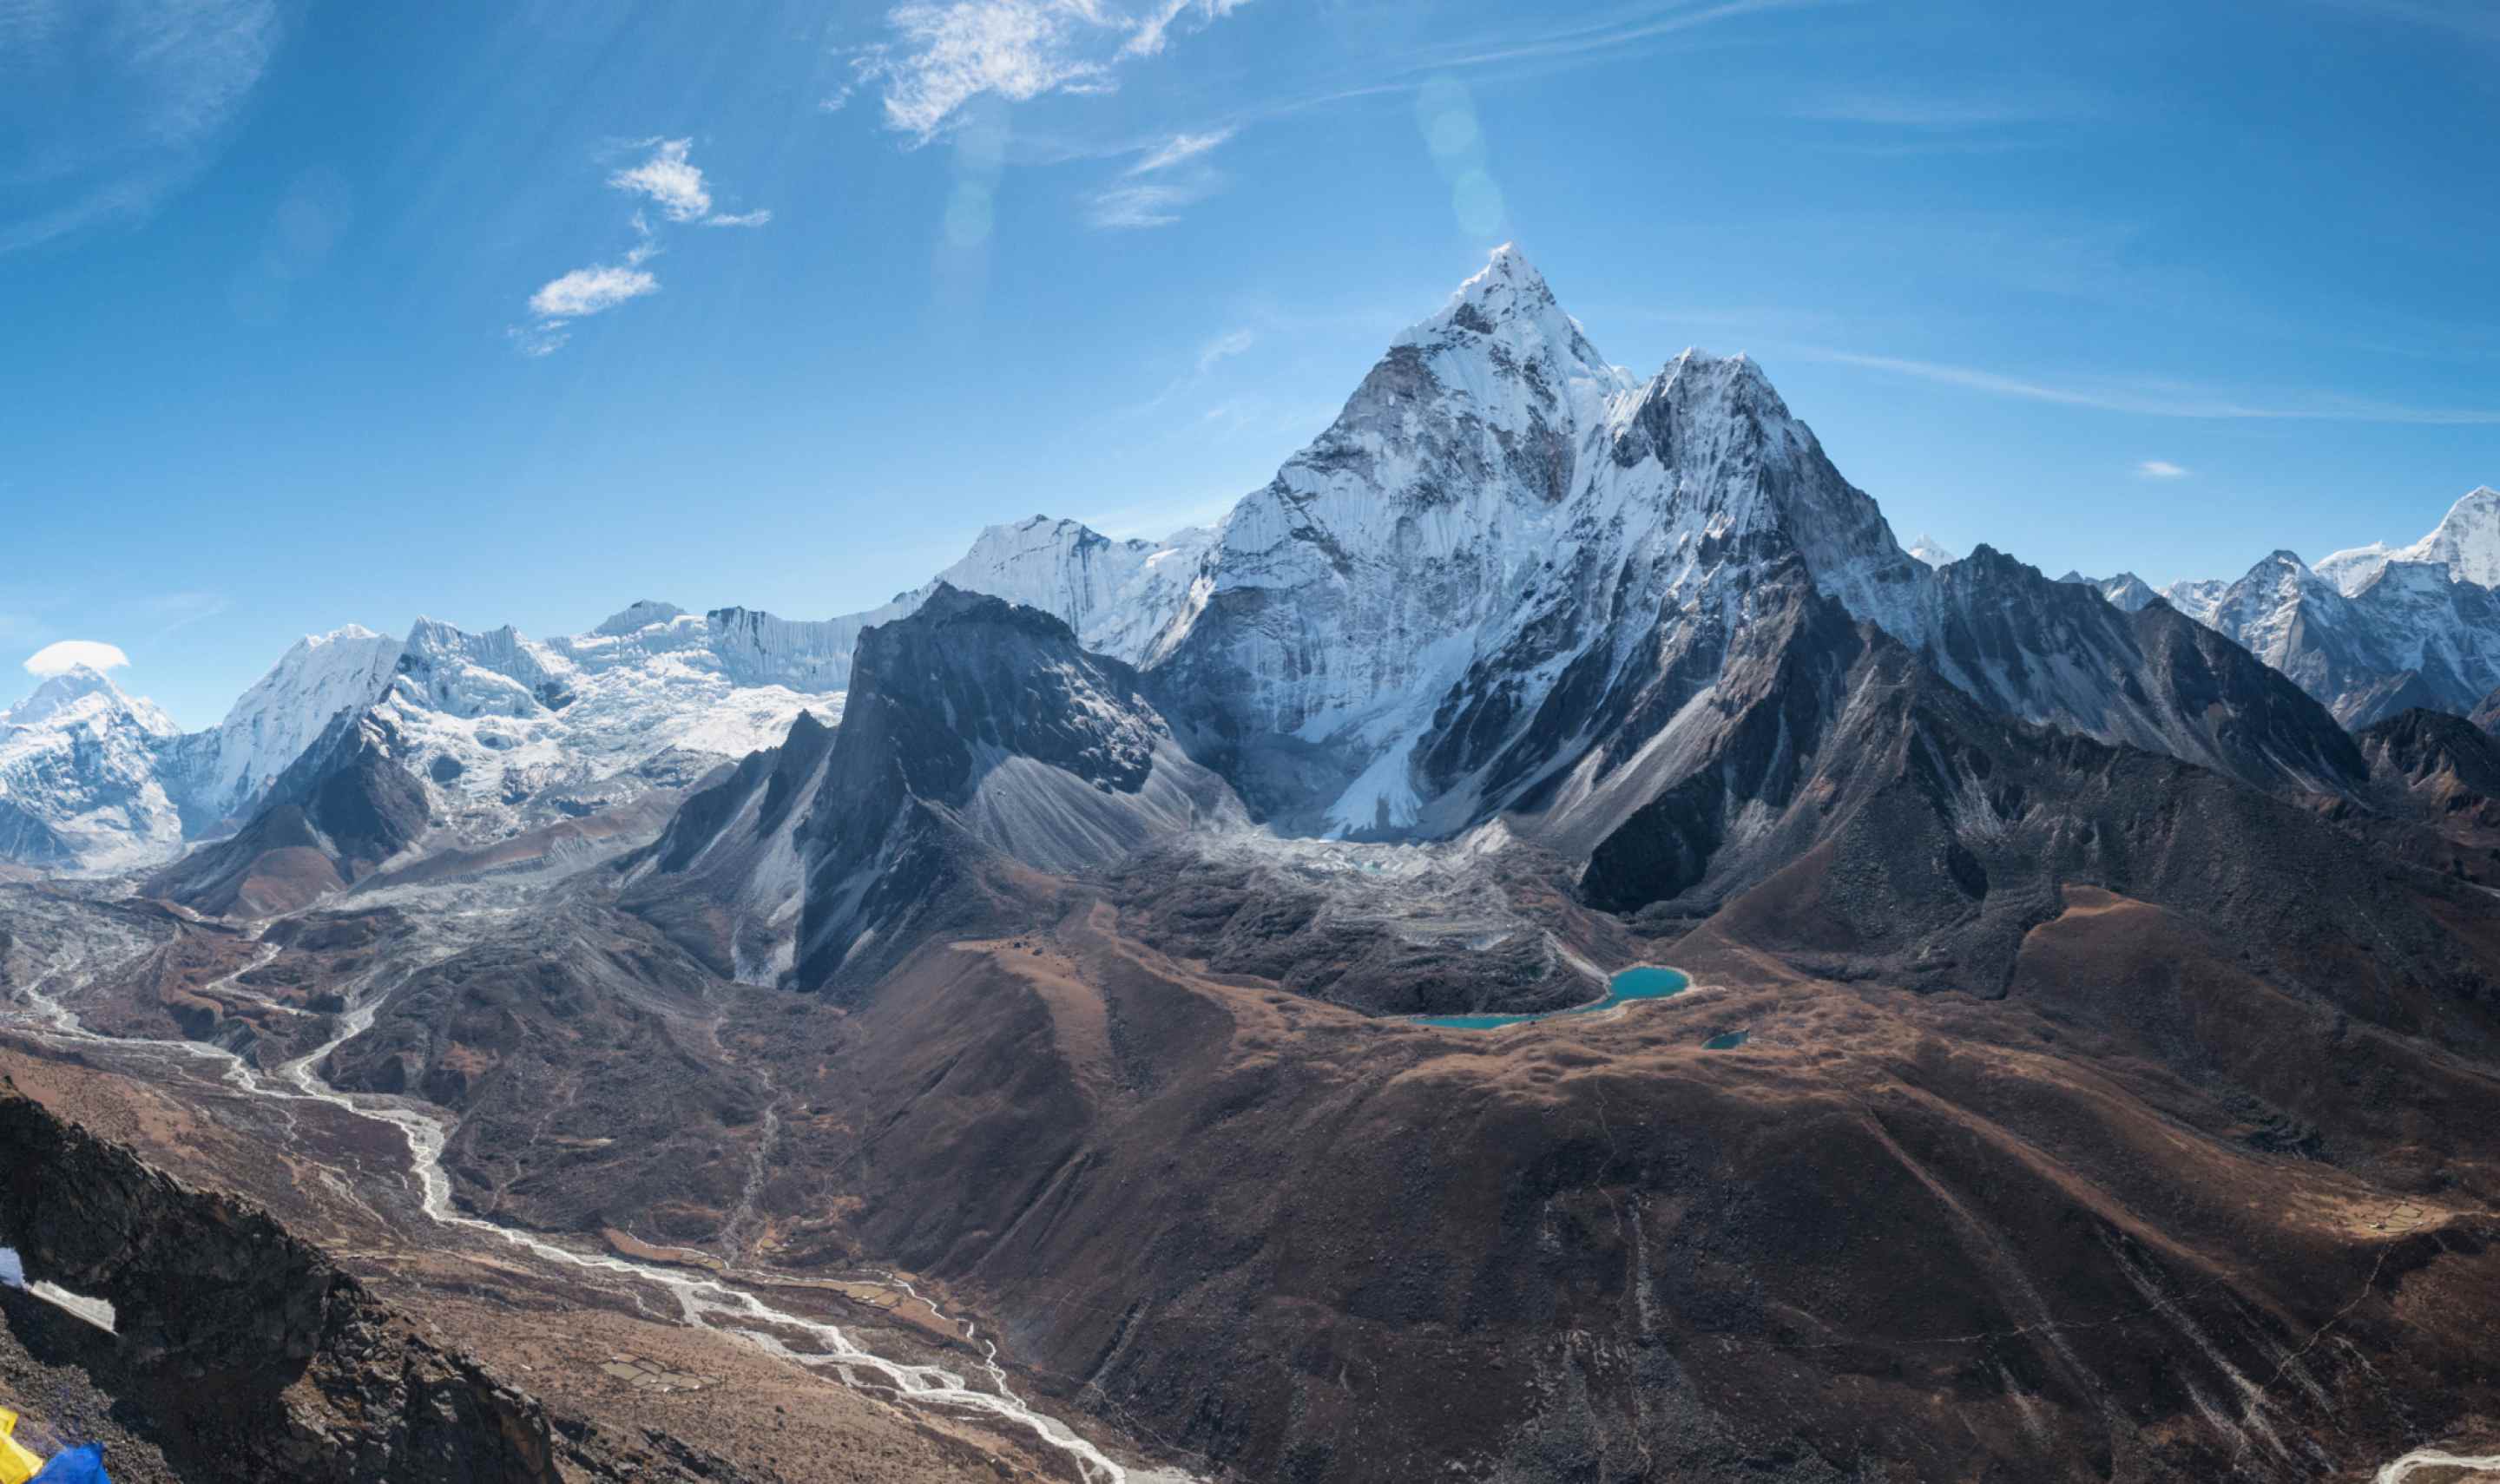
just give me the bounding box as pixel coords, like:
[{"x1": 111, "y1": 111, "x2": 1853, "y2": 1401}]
[
  {"x1": 1141, "y1": 246, "x2": 1930, "y2": 835},
  {"x1": 2164, "y1": 535, "x2": 2500, "y2": 726},
  {"x1": 1920, "y1": 547, "x2": 2364, "y2": 798},
  {"x1": 788, "y1": 586, "x2": 1242, "y2": 988},
  {"x1": 161, "y1": 624, "x2": 405, "y2": 832},
  {"x1": 2318, "y1": 486, "x2": 2500, "y2": 593},
  {"x1": 0, "y1": 666, "x2": 184, "y2": 871}
]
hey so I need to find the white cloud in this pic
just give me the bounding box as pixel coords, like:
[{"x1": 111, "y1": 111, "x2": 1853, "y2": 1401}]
[
  {"x1": 512, "y1": 139, "x2": 768, "y2": 354},
  {"x1": 606, "y1": 137, "x2": 772, "y2": 227},
  {"x1": 609, "y1": 138, "x2": 713, "y2": 222},
  {"x1": 1121, "y1": 0, "x2": 1248, "y2": 59},
  {"x1": 528, "y1": 265, "x2": 659, "y2": 319},
  {"x1": 862, "y1": 0, "x2": 1251, "y2": 141},
  {"x1": 1194, "y1": 327, "x2": 1253, "y2": 372},
  {"x1": 24, "y1": 640, "x2": 130, "y2": 678},
  {"x1": 1087, "y1": 127, "x2": 1233, "y2": 227},
  {"x1": 1130, "y1": 128, "x2": 1234, "y2": 174},
  {"x1": 2136, "y1": 459, "x2": 2190, "y2": 479},
  {"x1": 2, "y1": 0, "x2": 280, "y2": 253},
  {"x1": 1086, "y1": 180, "x2": 1209, "y2": 228}
]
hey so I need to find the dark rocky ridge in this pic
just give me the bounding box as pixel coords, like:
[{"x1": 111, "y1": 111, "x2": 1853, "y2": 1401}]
[
  {"x1": 617, "y1": 708, "x2": 839, "y2": 979},
  {"x1": 780, "y1": 585, "x2": 1239, "y2": 990},
  {"x1": 146, "y1": 709, "x2": 428, "y2": 916},
  {"x1": 1577, "y1": 581, "x2": 2488, "y2": 1009},
  {"x1": 0, "y1": 1080, "x2": 750, "y2": 1483},
  {"x1": 1922, "y1": 545, "x2": 2368, "y2": 797}
]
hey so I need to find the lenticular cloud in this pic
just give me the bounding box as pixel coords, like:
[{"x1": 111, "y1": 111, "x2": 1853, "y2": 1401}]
[{"x1": 23, "y1": 640, "x2": 132, "y2": 678}]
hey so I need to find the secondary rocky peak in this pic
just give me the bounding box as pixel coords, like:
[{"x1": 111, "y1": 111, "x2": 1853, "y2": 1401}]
[
  {"x1": 1946, "y1": 542, "x2": 2026, "y2": 575},
  {"x1": 896, "y1": 579, "x2": 1074, "y2": 638},
  {"x1": 592, "y1": 600, "x2": 688, "y2": 635}
]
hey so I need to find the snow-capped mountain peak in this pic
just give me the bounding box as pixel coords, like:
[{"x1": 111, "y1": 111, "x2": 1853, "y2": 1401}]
[
  {"x1": 2318, "y1": 485, "x2": 2500, "y2": 594},
  {"x1": 0, "y1": 664, "x2": 183, "y2": 870},
  {"x1": 4, "y1": 664, "x2": 174, "y2": 735},
  {"x1": 1907, "y1": 534, "x2": 1958, "y2": 568}
]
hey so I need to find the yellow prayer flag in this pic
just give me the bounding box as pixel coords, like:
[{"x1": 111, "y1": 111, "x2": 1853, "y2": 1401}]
[{"x1": 0, "y1": 1405, "x2": 48, "y2": 1484}]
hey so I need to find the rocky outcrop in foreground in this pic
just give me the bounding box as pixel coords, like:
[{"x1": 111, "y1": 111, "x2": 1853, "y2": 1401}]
[{"x1": 0, "y1": 1080, "x2": 747, "y2": 1484}]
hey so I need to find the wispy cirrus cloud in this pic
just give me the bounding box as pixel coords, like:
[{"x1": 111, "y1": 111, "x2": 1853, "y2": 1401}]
[
  {"x1": 1086, "y1": 179, "x2": 1212, "y2": 227},
  {"x1": 1129, "y1": 127, "x2": 1234, "y2": 174},
  {"x1": 1122, "y1": 325, "x2": 1260, "y2": 416},
  {"x1": 1819, "y1": 349, "x2": 2500, "y2": 424},
  {"x1": 1194, "y1": 327, "x2": 1254, "y2": 372},
  {"x1": 512, "y1": 138, "x2": 769, "y2": 357},
  {"x1": 2136, "y1": 460, "x2": 2190, "y2": 480},
  {"x1": 1122, "y1": 0, "x2": 1249, "y2": 58},
  {"x1": 1, "y1": 0, "x2": 280, "y2": 253},
  {"x1": 1084, "y1": 125, "x2": 1236, "y2": 227},
  {"x1": 137, "y1": 590, "x2": 231, "y2": 640},
  {"x1": 1395, "y1": 0, "x2": 1836, "y2": 76},
  {"x1": 854, "y1": 0, "x2": 1253, "y2": 142}
]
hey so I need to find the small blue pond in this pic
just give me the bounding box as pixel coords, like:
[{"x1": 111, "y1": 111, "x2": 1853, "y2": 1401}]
[
  {"x1": 1701, "y1": 1030, "x2": 1751, "y2": 1050},
  {"x1": 1413, "y1": 965, "x2": 1690, "y2": 1029}
]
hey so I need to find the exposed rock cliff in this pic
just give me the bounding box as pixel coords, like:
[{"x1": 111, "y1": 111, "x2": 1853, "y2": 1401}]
[{"x1": 0, "y1": 1081, "x2": 747, "y2": 1483}]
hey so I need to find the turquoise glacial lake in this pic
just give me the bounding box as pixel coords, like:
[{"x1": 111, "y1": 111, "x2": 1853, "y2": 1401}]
[{"x1": 1413, "y1": 965, "x2": 1690, "y2": 1029}]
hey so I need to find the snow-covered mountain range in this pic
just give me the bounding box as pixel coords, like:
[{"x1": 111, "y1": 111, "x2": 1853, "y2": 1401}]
[
  {"x1": 2317, "y1": 487, "x2": 2500, "y2": 594},
  {"x1": 3, "y1": 604, "x2": 861, "y2": 873},
  {"x1": 2161, "y1": 489, "x2": 2500, "y2": 726},
  {"x1": 8, "y1": 246, "x2": 2490, "y2": 890}
]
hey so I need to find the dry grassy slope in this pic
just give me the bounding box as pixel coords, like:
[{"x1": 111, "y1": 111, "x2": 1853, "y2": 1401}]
[
  {"x1": 0, "y1": 1047, "x2": 1084, "y2": 1484},
  {"x1": 743, "y1": 877, "x2": 2500, "y2": 1484}
]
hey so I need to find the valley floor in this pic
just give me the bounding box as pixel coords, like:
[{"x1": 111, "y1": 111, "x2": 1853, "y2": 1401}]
[{"x1": 5, "y1": 857, "x2": 2500, "y2": 1483}]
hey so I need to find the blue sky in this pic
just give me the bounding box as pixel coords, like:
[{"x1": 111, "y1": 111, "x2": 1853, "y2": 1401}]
[{"x1": 6, "y1": 0, "x2": 2498, "y2": 726}]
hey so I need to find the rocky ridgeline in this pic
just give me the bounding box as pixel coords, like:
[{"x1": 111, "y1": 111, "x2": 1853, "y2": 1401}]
[{"x1": 0, "y1": 1081, "x2": 751, "y2": 1484}]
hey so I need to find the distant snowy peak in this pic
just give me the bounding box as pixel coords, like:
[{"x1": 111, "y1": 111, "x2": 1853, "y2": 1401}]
[
  {"x1": 922, "y1": 515, "x2": 1214, "y2": 664},
  {"x1": 2053, "y1": 569, "x2": 2160, "y2": 613},
  {"x1": 2166, "y1": 542, "x2": 2500, "y2": 726},
  {"x1": 169, "y1": 624, "x2": 405, "y2": 828},
  {"x1": 4, "y1": 665, "x2": 176, "y2": 737},
  {"x1": 360, "y1": 606, "x2": 856, "y2": 846},
  {"x1": 0, "y1": 665, "x2": 184, "y2": 870},
  {"x1": 1907, "y1": 535, "x2": 1958, "y2": 568},
  {"x1": 2319, "y1": 486, "x2": 2500, "y2": 594},
  {"x1": 2161, "y1": 577, "x2": 2229, "y2": 626}
]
